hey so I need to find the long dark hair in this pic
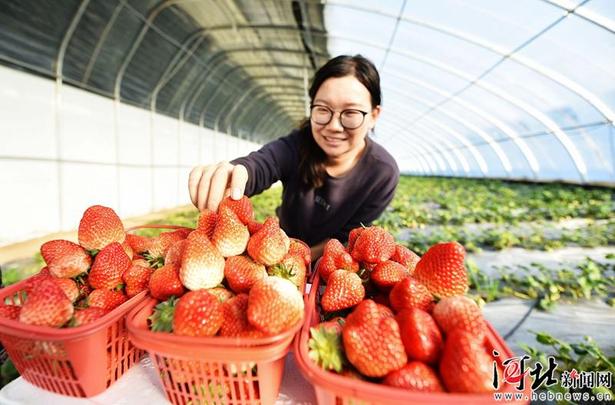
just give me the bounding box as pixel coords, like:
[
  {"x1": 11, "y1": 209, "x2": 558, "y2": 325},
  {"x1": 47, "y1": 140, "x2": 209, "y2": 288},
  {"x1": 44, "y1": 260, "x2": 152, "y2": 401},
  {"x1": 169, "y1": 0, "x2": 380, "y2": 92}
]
[{"x1": 298, "y1": 54, "x2": 382, "y2": 189}]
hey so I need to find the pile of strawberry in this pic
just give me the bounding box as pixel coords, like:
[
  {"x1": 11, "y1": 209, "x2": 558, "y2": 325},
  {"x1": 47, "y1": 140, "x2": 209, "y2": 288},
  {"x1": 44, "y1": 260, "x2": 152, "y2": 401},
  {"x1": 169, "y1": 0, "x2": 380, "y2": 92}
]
[
  {"x1": 0, "y1": 205, "x2": 148, "y2": 328},
  {"x1": 145, "y1": 196, "x2": 307, "y2": 338},
  {"x1": 310, "y1": 226, "x2": 497, "y2": 394}
]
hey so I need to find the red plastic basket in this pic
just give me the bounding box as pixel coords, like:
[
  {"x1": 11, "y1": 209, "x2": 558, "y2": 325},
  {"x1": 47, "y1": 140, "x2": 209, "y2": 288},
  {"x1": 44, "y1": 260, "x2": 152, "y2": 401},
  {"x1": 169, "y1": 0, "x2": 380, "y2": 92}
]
[
  {"x1": 0, "y1": 279, "x2": 146, "y2": 398},
  {"x1": 294, "y1": 273, "x2": 532, "y2": 404},
  {"x1": 126, "y1": 297, "x2": 304, "y2": 405}
]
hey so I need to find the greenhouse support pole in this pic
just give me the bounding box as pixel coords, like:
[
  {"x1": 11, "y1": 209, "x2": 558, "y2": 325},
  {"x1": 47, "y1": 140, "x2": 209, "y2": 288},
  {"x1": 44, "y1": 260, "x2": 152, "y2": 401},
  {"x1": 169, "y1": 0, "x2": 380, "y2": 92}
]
[{"x1": 54, "y1": 0, "x2": 90, "y2": 230}]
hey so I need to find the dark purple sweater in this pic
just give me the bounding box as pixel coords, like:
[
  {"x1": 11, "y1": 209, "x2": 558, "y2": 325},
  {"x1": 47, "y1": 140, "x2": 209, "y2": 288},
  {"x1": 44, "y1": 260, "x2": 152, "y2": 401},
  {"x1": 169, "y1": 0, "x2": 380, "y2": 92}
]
[{"x1": 231, "y1": 130, "x2": 399, "y2": 246}]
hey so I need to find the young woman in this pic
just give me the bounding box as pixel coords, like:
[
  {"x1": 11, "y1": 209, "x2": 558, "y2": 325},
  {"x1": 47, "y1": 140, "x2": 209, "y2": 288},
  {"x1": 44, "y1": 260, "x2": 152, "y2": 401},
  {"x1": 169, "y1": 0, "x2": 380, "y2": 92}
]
[{"x1": 188, "y1": 54, "x2": 400, "y2": 258}]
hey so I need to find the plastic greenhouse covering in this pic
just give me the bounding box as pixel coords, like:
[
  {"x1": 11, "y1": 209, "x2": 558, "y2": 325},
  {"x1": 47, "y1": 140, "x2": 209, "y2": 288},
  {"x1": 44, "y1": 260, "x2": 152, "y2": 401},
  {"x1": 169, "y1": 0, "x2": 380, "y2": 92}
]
[
  {"x1": 0, "y1": 0, "x2": 613, "y2": 243},
  {"x1": 1, "y1": 0, "x2": 613, "y2": 181}
]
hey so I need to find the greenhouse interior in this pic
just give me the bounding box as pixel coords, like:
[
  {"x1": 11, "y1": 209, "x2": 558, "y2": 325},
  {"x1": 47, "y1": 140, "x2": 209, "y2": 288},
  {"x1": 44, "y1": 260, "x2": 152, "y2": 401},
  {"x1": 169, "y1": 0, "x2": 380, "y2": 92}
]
[{"x1": 0, "y1": 0, "x2": 613, "y2": 404}]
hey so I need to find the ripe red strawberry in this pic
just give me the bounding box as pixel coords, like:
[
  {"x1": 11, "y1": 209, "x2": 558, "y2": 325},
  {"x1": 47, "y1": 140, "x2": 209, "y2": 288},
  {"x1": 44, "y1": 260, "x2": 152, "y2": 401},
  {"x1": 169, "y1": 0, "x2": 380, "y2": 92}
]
[
  {"x1": 180, "y1": 231, "x2": 225, "y2": 290},
  {"x1": 413, "y1": 242, "x2": 468, "y2": 298},
  {"x1": 247, "y1": 276, "x2": 304, "y2": 335},
  {"x1": 347, "y1": 227, "x2": 365, "y2": 253},
  {"x1": 432, "y1": 296, "x2": 485, "y2": 338},
  {"x1": 321, "y1": 270, "x2": 365, "y2": 312},
  {"x1": 71, "y1": 307, "x2": 108, "y2": 327},
  {"x1": 125, "y1": 233, "x2": 152, "y2": 255},
  {"x1": 396, "y1": 308, "x2": 443, "y2": 364},
  {"x1": 88, "y1": 242, "x2": 131, "y2": 289},
  {"x1": 123, "y1": 263, "x2": 154, "y2": 297},
  {"x1": 207, "y1": 287, "x2": 235, "y2": 303},
  {"x1": 212, "y1": 205, "x2": 250, "y2": 257},
  {"x1": 42, "y1": 240, "x2": 91, "y2": 278},
  {"x1": 439, "y1": 329, "x2": 495, "y2": 393},
  {"x1": 53, "y1": 278, "x2": 79, "y2": 303},
  {"x1": 247, "y1": 217, "x2": 290, "y2": 266},
  {"x1": 308, "y1": 318, "x2": 345, "y2": 372},
  {"x1": 247, "y1": 220, "x2": 263, "y2": 235},
  {"x1": 148, "y1": 228, "x2": 191, "y2": 258},
  {"x1": 19, "y1": 278, "x2": 74, "y2": 327},
  {"x1": 267, "y1": 254, "x2": 307, "y2": 290},
  {"x1": 219, "y1": 294, "x2": 263, "y2": 338},
  {"x1": 219, "y1": 195, "x2": 254, "y2": 225},
  {"x1": 197, "y1": 209, "x2": 218, "y2": 239},
  {"x1": 87, "y1": 289, "x2": 127, "y2": 311},
  {"x1": 342, "y1": 299, "x2": 407, "y2": 377},
  {"x1": 164, "y1": 239, "x2": 186, "y2": 266},
  {"x1": 149, "y1": 263, "x2": 185, "y2": 301},
  {"x1": 350, "y1": 226, "x2": 395, "y2": 264},
  {"x1": 288, "y1": 239, "x2": 311, "y2": 266},
  {"x1": 317, "y1": 239, "x2": 357, "y2": 282},
  {"x1": 390, "y1": 244, "x2": 420, "y2": 274},
  {"x1": 383, "y1": 362, "x2": 444, "y2": 392},
  {"x1": 224, "y1": 255, "x2": 267, "y2": 294},
  {"x1": 371, "y1": 260, "x2": 408, "y2": 290},
  {"x1": 0, "y1": 305, "x2": 21, "y2": 320},
  {"x1": 78, "y1": 205, "x2": 125, "y2": 251},
  {"x1": 389, "y1": 277, "x2": 434, "y2": 313},
  {"x1": 173, "y1": 290, "x2": 224, "y2": 337}
]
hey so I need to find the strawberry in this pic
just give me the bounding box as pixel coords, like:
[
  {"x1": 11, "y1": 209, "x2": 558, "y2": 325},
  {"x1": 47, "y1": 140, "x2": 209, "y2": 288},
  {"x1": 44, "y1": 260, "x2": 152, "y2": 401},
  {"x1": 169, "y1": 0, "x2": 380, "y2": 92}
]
[
  {"x1": 0, "y1": 305, "x2": 21, "y2": 320},
  {"x1": 219, "y1": 195, "x2": 254, "y2": 225},
  {"x1": 383, "y1": 362, "x2": 444, "y2": 392},
  {"x1": 88, "y1": 242, "x2": 132, "y2": 289},
  {"x1": 125, "y1": 233, "x2": 152, "y2": 255},
  {"x1": 121, "y1": 240, "x2": 133, "y2": 259},
  {"x1": 371, "y1": 260, "x2": 408, "y2": 290},
  {"x1": 197, "y1": 209, "x2": 218, "y2": 239},
  {"x1": 288, "y1": 238, "x2": 311, "y2": 266},
  {"x1": 439, "y1": 329, "x2": 495, "y2": 393},
  {"x1": 390, "y1": 244, "x2": 420, "y2": 274},
  {"x1": 247, "y1": 217, "x2": 290, "y2": 266},
  {"x1": 179, "y1": 231, "x2": 225, "y2": 290},
  {"x1": 78, "y1": 205, "x2": 125, "y2": 251},
  {"x1": 149, "y1": 297, "x2": 177, "y2": 332},
  {"x1": 87, "y1": 289, "x2": 127, "y2": 311},
  {"x1": 71, "y1": 307, "x2": 108, "y2": 327},
  {"x1": 350, "y1": 226, "x2": 395, "y2": 264},
  {"x1": 207, "y1": 287, "x2": 235, "y2": 303},
  {"x1": 164, "y1": 239, "x2": 186, "y2": 266},
  {"x1": 396, "y1": 308, "x2": 443, "y2": 364},
  {"x1": 308, "y1": 318, "x2": 345, "y2": 372},
  {"x1": 219, "y1": 294, "x2": 263, "y2": 338},
  {"x1": 19, "y1": 278, "x2": 74, "y2": 327},
  {"x1": 413, "y1": 242, "x2": 468, "y2": 298},
  {"x1": 211, "y1": 205, "x2": 250, "y2": 257},
  {"x1": 173, "y1": 290, "x2": 224, "y2": 337},
  {"x1": 321, "y1": 270, "x2": 365, "y2": 312},
  {"x1": 247, "y1": 220, "x2": 263, "y2": 235},
  {"x1": 247, "y1": 276, "x2": 304, "y2": 335},
  {"x1": 347, "y1": 227, "x2": 365, "y2": 253},
  {"x1": 432, "y1": 296, "x2": 485, "y2": 338},
  {"x1": 267, "y1": 254, "x2": 307, "y2": 290},
  {"x1": 224, "y1": 255, "x2": 267, "y2": 294},
  {"x1": 389, "y1": 277, "x2": 434, "y2": 313},
  {"x1": 123, "y1": 263, "x2": 154, "y2": 297},
  {"x1": 149, "y1": 263, "x2": 185, "y2": 301},
  {"x1": 42, "y1": 240, "x2": 91, "y2": 278},
  {"x1": 53, "y1": 278, "x2": 79, "y2": 303},
  {"x1": 148, "y1": 229, "x2": 190, "y2": 259},
  {"x1": 317, "y1": 239, "x2": 357, "y2": 282},
  {"x1": 342, "y1": 299, "x2": 406, "y2": 377}
]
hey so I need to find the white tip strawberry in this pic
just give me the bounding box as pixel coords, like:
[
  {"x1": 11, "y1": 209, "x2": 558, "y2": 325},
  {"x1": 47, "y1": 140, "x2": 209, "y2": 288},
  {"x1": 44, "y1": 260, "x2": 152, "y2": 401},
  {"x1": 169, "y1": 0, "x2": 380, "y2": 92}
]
[{"x1": 179, "y1": 231, "x2": 225, "y2": 290}]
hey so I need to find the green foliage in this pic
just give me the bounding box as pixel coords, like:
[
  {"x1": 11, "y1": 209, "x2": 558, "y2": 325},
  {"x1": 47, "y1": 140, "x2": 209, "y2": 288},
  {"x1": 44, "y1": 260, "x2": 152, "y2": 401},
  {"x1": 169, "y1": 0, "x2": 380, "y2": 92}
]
[
  {"x1": 520, "y1": 332, "x2": 615, "y2": 404},
  {"x1": 468, "y1": 257, "x2": 615, "y2": 310}
]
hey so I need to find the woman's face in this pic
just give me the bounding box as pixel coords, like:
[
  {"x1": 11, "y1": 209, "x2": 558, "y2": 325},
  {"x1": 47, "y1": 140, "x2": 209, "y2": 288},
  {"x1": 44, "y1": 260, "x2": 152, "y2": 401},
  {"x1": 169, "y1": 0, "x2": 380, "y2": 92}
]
[{"x1": 311, "y1": 75, "x2": 380, "y2": 159}]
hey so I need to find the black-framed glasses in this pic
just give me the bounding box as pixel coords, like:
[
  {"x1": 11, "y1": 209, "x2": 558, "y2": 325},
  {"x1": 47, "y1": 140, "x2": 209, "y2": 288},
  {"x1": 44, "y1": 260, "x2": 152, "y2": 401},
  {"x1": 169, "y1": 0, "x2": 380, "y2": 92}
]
[{"x1": 310, "y1": 105, "x2": 369, "y2": 130}]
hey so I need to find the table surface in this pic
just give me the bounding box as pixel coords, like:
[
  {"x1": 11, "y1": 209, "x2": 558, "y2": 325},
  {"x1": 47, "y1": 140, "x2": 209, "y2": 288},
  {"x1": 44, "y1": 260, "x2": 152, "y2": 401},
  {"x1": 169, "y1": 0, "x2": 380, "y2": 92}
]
[{"x1": 0, "y1": 353, "x2": 318, "y2": 405}]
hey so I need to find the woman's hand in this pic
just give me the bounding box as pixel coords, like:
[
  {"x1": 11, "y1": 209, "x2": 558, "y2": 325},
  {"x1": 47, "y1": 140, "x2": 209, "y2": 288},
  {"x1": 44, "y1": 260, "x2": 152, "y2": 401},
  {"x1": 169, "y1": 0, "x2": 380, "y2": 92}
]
[{"x1": 188, "y1": 162, "x2": 248, "y2": 212}]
